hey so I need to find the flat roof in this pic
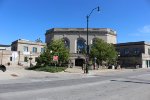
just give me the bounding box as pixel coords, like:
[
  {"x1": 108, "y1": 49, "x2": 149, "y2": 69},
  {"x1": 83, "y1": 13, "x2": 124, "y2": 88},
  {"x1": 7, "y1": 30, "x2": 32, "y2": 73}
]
[
  {"x1": 11, "y1": 39, "x2": 46, "y2": 46},
  {"x1": 0, "y1": 44, "x2": 11, "y2": 47},
  {"x1": 115, "y1": 41, "x2": 150, "y2": 46}
]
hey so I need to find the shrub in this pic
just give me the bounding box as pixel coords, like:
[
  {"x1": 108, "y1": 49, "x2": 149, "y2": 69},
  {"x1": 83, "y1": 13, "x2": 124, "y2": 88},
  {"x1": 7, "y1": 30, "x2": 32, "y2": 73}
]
[
  {"x1": 27, "y1": 66, "x2": 67, "y2": 73},
  {"x1": 27, "y1": 65, "x2": 42, "y2": 70}
]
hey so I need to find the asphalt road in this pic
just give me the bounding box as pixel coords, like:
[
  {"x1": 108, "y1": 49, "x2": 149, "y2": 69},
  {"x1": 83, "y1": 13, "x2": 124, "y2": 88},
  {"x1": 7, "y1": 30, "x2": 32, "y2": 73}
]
[{"x1": 0, "y1": 69, "x2": 150, "y2": 100}]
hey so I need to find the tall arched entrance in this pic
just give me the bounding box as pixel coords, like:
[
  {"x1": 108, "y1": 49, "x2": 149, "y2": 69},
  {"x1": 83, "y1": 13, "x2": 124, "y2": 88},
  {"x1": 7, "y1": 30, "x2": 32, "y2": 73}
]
[{"x1": 75, "y1": 58, "x2": 85, "y2": 66}]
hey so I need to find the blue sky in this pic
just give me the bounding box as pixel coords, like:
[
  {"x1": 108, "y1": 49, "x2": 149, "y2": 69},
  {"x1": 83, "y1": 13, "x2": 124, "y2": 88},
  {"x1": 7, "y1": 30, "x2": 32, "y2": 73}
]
[{"x1": 0, "y1": 0, "x2": 150, "y2": 45}]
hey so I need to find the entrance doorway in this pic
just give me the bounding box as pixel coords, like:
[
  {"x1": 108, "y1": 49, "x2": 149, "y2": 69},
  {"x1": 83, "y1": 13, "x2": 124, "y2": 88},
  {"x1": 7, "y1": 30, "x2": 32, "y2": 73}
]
[
  {"x1": 146, "y1": 60, "x2": 150, "y2": 68},
  {"x1": 75, "y1": 58, "x2": 85, "y2": 66}
]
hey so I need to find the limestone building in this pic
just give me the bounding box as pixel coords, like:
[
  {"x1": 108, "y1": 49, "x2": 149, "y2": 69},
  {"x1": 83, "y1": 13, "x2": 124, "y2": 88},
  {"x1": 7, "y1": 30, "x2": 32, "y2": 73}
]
[
  {"x1": 116, "y1": 41, "x2": 150, "y2": 68},
  {"x1": 11, "y1": 39, "x2": 46, "y2": 53},
  {"x1": 0, "y1": 39, "x2": 46, "y2": 66},
  {"x1": 45, "y1": 28, "x2": 117, "y2": 66}
]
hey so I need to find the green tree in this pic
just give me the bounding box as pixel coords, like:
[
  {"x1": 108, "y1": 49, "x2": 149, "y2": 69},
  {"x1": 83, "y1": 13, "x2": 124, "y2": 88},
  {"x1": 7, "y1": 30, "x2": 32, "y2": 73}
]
[
  {"x1": 36, "y1": 47, "x2": 51, "y2": 66},
  {"x1": 48, "y1": 39, "x2": 70, "y2": 64},
  {"x1": 90, "y1": 38, "x2": 117, "y2": 66},
  {"x1": 36, "y1": 39, "x2": 70, "y2": 67}
]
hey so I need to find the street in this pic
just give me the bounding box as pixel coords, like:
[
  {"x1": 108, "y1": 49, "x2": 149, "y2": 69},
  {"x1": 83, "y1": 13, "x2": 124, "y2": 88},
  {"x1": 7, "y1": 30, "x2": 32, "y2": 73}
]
[{"x1": 0, "y1": 69, "x2": 150, "y2": 100}]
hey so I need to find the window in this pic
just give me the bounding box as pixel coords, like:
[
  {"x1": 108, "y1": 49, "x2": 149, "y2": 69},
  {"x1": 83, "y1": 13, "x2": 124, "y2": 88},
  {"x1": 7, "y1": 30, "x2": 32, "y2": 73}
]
[
  {"x1": 64, "y1": 40, "x2": 70, "y2": 49},
  {"x1": 62, "y1": 38, "x2": 70, "y2": 49},
  {"x1": 134, "y1": 48, "x2": 140, "y2": 55},
  {"x1": 23, "y1": 46, "x2": 28, "y2": 52},
  {"x1": 33, "y1": 47, "x2": 37, "y2": 53},
  {"x1": 10, "y1": 57, "x2": 12, "y2": 61},
  {"x1": 24, "y1": 57, "x2": 28, "y2": 62},
  {"x1": 148, "y1": 48, "x2": 150, "y2": 55},
  {"x1": 41, "y1": 48, "x2": 44, "y2": 53},
  {"x1": 77, "y1": 38, "x2": 86, "y2": 54},
  {"x1": 124, "y1": 49, "x2": 129, "y2": 55}
]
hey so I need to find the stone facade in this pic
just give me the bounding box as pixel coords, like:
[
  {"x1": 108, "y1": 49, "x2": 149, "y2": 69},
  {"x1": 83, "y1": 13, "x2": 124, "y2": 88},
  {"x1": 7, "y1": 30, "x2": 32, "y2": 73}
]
[
  {"x1": 0, "y1": 39, "x2": 46, "y2": 67},
  {"x1": 45, "y1": 28, "x2": 117, "y2": 67},
  {"x1": 11, "y1": 39, "x2": 46, "y2": 52},
  {"x1": 116, "y1": 41, "x2": 150, "y2": 68}
]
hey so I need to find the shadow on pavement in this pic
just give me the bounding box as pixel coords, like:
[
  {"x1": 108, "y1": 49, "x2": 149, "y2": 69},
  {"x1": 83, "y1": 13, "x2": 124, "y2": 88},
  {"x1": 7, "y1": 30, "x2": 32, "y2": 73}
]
[{"x1": 110, "y1": 79, "x2": 150, "y2": 84}]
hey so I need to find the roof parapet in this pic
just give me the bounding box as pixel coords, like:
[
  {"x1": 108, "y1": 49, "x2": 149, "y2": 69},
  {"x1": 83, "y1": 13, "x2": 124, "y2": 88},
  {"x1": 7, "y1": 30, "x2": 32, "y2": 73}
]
[{"x1": 46, "y1": 28, "x2": 116, "y2": 35}]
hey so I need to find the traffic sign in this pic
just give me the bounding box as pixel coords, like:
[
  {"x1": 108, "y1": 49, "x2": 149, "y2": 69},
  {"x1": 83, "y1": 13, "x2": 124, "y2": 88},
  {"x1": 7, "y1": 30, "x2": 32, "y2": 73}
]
[{"x1": 53, "y1": 56, "x2": 58, "y2": 61}]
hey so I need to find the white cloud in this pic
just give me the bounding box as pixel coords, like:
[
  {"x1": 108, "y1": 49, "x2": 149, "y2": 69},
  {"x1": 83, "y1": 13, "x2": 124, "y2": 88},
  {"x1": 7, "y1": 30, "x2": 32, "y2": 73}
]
[
  {"x1": 139, "y1": 25, "x2": 150, "y2": 33},
  {"x1": 129, "y1": 25, "x2": 150, "y2": 37}
]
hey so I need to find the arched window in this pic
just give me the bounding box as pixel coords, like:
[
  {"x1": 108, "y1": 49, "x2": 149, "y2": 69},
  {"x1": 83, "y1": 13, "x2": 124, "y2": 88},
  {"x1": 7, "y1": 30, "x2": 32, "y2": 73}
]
[
  {"x1": 77, "y1": 38, "x2": 86, "y2": 54},
  {"x1": 92, "y1": 38, "x2": 98, "y2": 44},
  {"x1": 62, "y1": 37, "x2": 70, "y2": 49}
]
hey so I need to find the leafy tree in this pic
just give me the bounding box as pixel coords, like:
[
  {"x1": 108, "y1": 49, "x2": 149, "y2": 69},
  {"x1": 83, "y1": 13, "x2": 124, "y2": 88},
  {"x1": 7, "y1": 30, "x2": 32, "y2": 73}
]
[
  {"x1": 36, "y1": 47, "x2": 51, "y2": 66},
  {"x1": 36, "y1": 39, "x2": 70, "y2": 67},
  {"x1": 48, "y1": 39, "x2": 70, "y2": 64},
  {"x1": 90, "y1": 38, "x2": 117, "y2": 66}
]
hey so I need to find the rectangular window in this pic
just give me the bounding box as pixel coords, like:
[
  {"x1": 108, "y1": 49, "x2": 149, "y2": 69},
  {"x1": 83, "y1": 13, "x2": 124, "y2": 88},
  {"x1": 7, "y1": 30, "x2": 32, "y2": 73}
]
[
  {"x1": 23, "y1": 46, "x2": 28, "y2": 52},
  {"x1": 148, "y1": 48, "x2": 150, "y2": 55},
  {"x1": 10, "y1": 57, "x2": 12, "y2": 61},
  {"x1": 33, "y1": 47, "x2": 37, "y2": 53},
  {"x1": 134, "y1": 50, "x2": 138, "y2": 54},
  {"x1": 146, "y1": 60, "x2": 149, "y2": 68},
  {"x1": 132, "y1": 48, "x2": 140, "y2": 55},
  {"x1": 124, "y1": 49, "x2": 129, "y2": 55},
  {"x1": 41, "y1": 48, "x2": 45, "y2": 53},
  {"x1": 24, "y1": 57, "x2": 28, "y2": 62}
]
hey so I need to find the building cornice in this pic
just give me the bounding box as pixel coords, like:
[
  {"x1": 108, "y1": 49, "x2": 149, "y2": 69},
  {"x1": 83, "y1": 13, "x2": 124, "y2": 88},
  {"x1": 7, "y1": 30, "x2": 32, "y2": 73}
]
[
  {"x1": 45, "y1": 28, "x2": 117, "y2": 36},
  {"x1": 11, "y1": 39, "x2": 46, "y2": 46}
]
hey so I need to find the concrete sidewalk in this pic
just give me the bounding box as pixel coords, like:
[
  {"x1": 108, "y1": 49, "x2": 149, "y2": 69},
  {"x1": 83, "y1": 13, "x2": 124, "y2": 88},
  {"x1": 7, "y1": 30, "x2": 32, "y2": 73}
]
[
  {"x1": 0, "y1": 66, "x2": 49, "y2": 80},
  {"x1": 65, "y1": 67, "x2": 132, "y2": 74},
  {"x1": 0, "y1": 66, "x2": 85, "y2": 81},
  {"x1": 0, "y1": 66, "x2": 147, "y2": 81}
]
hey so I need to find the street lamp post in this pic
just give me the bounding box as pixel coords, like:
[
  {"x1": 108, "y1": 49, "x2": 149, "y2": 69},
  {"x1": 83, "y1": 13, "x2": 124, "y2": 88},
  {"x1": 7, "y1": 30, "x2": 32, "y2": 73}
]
[{"x1": 85, "y1": 6, "x2": 99, "y2": 74}]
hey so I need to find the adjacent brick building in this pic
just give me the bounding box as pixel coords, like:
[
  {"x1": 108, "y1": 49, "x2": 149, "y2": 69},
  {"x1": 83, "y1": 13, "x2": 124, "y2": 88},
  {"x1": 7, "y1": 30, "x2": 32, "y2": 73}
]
[{"x1": 116, "y1": 41, "x2": 150, "y2": 68}]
